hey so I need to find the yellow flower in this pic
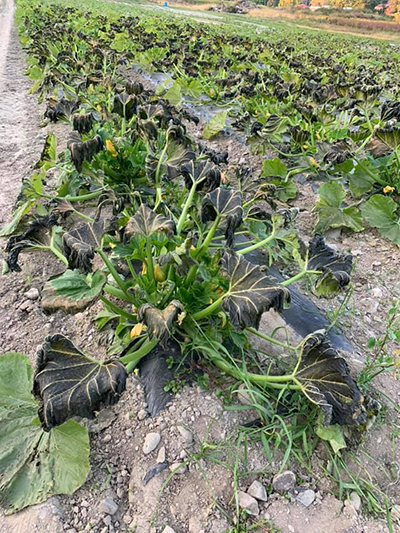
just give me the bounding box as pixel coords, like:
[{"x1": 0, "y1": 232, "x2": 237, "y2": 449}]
[
  {"x1": 109, "y1": 242, "x2": 116, "y2": 249},
  {"x1": 106, "y1": 139, "x2": 118, "y2": 157},
  {"x1": 190, "y1": 245, "x2": 196, "y2": 251},
  {"x1": 130, "y1": 323, "x2": 144, "y2": 338},
  {"x1": 309, "y1": 157, "x2": 318, "y2": 168},
  {"x1": 177, "y1": 311, "x2": 187, "y2": 325},
  {"x1": 383, "y1": 186, "x2": 395, "y2": 194}
]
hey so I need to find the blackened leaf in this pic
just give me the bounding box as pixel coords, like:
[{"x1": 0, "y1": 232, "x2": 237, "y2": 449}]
[
  {"x1": 0, "y1": 353, "x2": 89, "y2": 514},
  {"x1": 295, "y1": 332, "x2": 363, "y2": 426},
  {"x1": 33, "y1": 335, "x2": 127, "y2": 430},
  {"x1": 309, "y1": 235, "x2": 352, "y2": 298},
  {"x1": 138, "y1": 300, "x2": 183, "y2": 348},
  {"x1": 145, "y1": 143, "x2": 195, "y2": 183},
  {"x1": 202, "y1": 188, "x2": 243, "y2": 247},
  {"x1": 34, "y1": 132, "x2": 57, "y2": 170},
  {"x1": 41, "y1": 270, "x2": 106, "y2": 314},
  {"x1": 376, "y1": 125, "x2": 400, "y2": 151},
  {"x1": 125, "y1": 204, "x2": 175, "y2": 239},
  {"x1": 67, "y1": 132, "x2": 104, "y2": 173},
  {"x1": 63, "y1": 219, "x2": 104, "y2": 273},
  {"x1": 182, "y1": 160, "x2": 221, "y2": 192},
  {"x1": 45, "y1": 98, "x2": 78, "y2": 122},
  {"x1": 220, "y1": 250, "x2": 290, "y2": 329},
  {"x1": 72, "y1": 113, "x2": 96, "y2": 134},
  {"x1": 113, "y1": 93, "x2": 138, "y2": 120}
]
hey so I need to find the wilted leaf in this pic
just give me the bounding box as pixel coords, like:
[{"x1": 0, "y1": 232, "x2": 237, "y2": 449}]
[
  {"x1": 314, "y1": 182, "x2": 363, "y2": 233},
  {"x1": 113, "y1": 93, "x2": 138, "y2": 120},
  {"x1": 0, "y1": 200, "x2": 35, "y2": 237},
  {"x1": 361, "y1": 194, "x2": 400, "y2": 247},
  {"x1": 309, "y1": 235, "x2": 353, "y2": 298},
  {"x1": 125, "y1": 204, "x2": 175, "y2": 240},
  {"x1": 34, "y1": 132, "x2": 57, "y2": 170},
  {"x1": 0, "y1": 352, "x2": 89, "y2": 513},
  {"x1": 202, "y1": 187, "x2": 243, "y2": 247},
  {"x1": 41, "y1": 270, "x2": 106, "y2": 313},
  {"x1": 63, "y1": 219, "x2": 104, "y2": 273},
  {"x1": 138, "y1": 300, "x2": 183, "y2": 347},
  {"x1": 220, "y1": 250, "x2": 290, "y2": 329},
  {"x1": 203, "y1": 110, "x2": 229, "y2": 140},
  {"x1": 34, "y1": 335, "x2": 127, "y2": 429},
  {"x1": 67, "y1": 132, "x2": 104, "y2": 173},
  {"x1": 316, "y1": 424, "x2": 347, "y2": 454},
  {"x1": 295, "y1": 332, "x2": 363, "y2": 426},
  {"x1": 182, "y1": 160, "x2": 221, "y2": 192},
  {"x1": 376, "y1": 125, "x2": 400, "y2": 151}
]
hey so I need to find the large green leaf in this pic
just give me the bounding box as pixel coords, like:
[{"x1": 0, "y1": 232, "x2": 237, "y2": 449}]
[
  {"x1": 348, "y1": 161, "x2": 376, "y2": 197},
  {"x1": 0, "y1": 200, "x2": 35, "y2": 237},
  {"x1": 63, "y1": 219, "x2": 105, "y2": 273},
  {"x1": 201, "y1": 187, "x2": 243, "y2": 247},
  {"x1": 41, "y1": 270, "x2": 106, "y2": 313},
  {"x1": 361, "y1": 194, "x2": 400, "y2": 247},
  {"x1": 262, "y1": 157, "x2": 287, "y2": 179},
  {"x1": 202, "y1": 110, "x2": 228, "y2": 140},
  {"x1": 125, "y1": 204, "x2": 175, "y2": 239},
  {"x1": 376, "y1": 125, "x2": 400, "y2": 151},
  {"x1": 34, "y1": 335, "x2": 127, "y2": 429},
  {"x1": 295, "y1": 333, "x2": 363, "y2": 426},
  {"x1": 220, "y1": 250, "x2": 290, "y2": 329},
  {"x1": 164, "y1": 82, "x2": 182, "y2": 106},
  {"x1": 314, "y1": 182, "x2": 363, "y2": 233},
  {"x1": 0, "y1": 352, "x2": 89, "y2": 514},
  {"x1": 137, "y1": 300, "x2": 183, "y2": 348},
  {"x1": 309, "y1": 235, "x2": 353, "y2": 298}
]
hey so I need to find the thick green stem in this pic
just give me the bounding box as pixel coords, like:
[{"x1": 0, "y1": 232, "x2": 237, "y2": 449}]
[
  {"x1": 121, "y1": 337, "x2": 158, "y2": 368},
  {"x1": 195, "y1": 215, "x2": 221, "y2": 260},
  {"x1": 281, "y1": 269, "x2": 321, "y2": 287},
  {"x1": 50, "y1": 229, "x2": 69, "y2": 265},
  {"x1": 100, "y1": 296, "x2": 136, "y2": 320},
  {"x1": 104, "y1": 283, "x2": 131, "y2": 301},
  {"x1": 176, "y1": 181, "x2": 197, "y2": 235},
  {"x1": 64, "y1": 188, "x2": 106, "y2": 202},
  {"x1": 237, "y1": 229, "x2": 276, "y2": 256},
  {"x1": 246, "y1": 327, "x2": 297, "y2": 351},
  {"x1": 192, "y1": 293, "x2": 225, "y2": 320},
  {"x1": 154, "y1": 135, "x2": 169, "y2": 209},
  {"x1": 97, "y1": 249, "x2": 127, "y2": 293},
  {"x1": 146, "y1": 239, "x2": 154, "y2": 284},
  {"x1": 185, "y1": 264, "x2": 199, "y2": 286}
]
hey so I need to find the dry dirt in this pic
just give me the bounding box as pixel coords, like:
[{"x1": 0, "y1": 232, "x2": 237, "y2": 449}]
[{"x1": 0, "y1": 0, "x2": 399, "y2": 532}]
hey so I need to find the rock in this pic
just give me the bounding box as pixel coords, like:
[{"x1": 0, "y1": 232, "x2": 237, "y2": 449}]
[
  {"x1": 25, "y1": 288, "x2": 39, "y2": 300},
  {"x1": 391, "y1": 505, "x2": 400, "y2": 523},
  {"x1": 162, "y1": 527, "x2": 176, "y2": 533},
  {"x1": 352, "y1": 249, "x2": 362, "y2": 256},
  {"x1": 123, "y1": 514, "x2": 132, "y2": 525},
  {"x1": 125, "y1": 429, "x2": 133, "y2": 437},
  {"x1": 169, "y1": 462, "x2": 186, "y2": 474},
  {"x1": 19, "y1": 300, "x2": 32, "y2": 312},
  {"x1": 103, "y1": 515, "x2": 112, "y2": 526},
  {"x1": 288, "y1": 526, "x2": 295, "y2": 533},
  {"x1": 86, "y1": 409, "x2": 116, "y2": 433},
  {"x1": 350, "y1": 491, "x2": 362, "y2": 512},
  {"x1": 236, "y1": 383, "x2": 253, "y2": 405},
  {"x1": 272, "y1": 471, "x2": 296, "y2": 493},
  {"x1": 143, "y1": 432, "x2": 161, "y2": 454},
  {"x1": 371, "y1": 287, "x2": 383, "y2": 299},
  {"x1": 343, "y1": 500, "x2": 358, "y2": 519},
  {"x1": 103, "y1": 434, "x2": 112, "y2": 443},
  {"x1": 296, "y1": 489, "x2": 315, "y2": 507},
  {"x1": 177, "y1": 425, "x2": 193, "y2": 445},
  {"x1": 99, "y1": 497, "x2": 118, "y2": 515},
  {"x1": 138, "y1": 409, "x2": 147, "y2": 420},
  {"x1": 156, "y1": 446, "x2": 166, "y2": 463},
  {"x1": 238, "y1": 491, "x2": 259, "y2": 516},
  {"x1": 247, "y1": 480, "x2": 268, "y2": 502}
]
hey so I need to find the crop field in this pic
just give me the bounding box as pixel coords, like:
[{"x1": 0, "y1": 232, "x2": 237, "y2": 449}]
[{"x1": 0, "y1": 0, "x2": 399, "y2": 531}]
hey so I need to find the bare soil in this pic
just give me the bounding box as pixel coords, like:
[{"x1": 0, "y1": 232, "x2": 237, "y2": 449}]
[{"x1": 0, "y1": 1, "x2": 399, "y2": 532}]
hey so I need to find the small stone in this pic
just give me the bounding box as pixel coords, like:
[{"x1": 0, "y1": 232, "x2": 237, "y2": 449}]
[
  {"x1": 103, "y1": 434, "x2": 112, "y2": 443},
  {"x1": 350, "y1": 492, "x2": 362, "y2": 512},
  {"x1": 99, "y1": 497, "x2": 118, "y2": 515},
  {"x1": 272, "y1": 471, "x2": 296, "y2": 493},
  {"x1": 138, "y1": 409, "x2": 147, "y2": 420},
  {"x1": 19, "y1": 301, "x2": 31, "y2": 312},
  {"x1": 238, "y1": 491, "x2": 259, "y2": 516},
  {"x1": 125, "y1": 429, "x2": 133, "y2": 438},
  {"x1": 169, "y1": 463, "x2": 186, "y2": 474},
  {"x1": 81, "y1": 499, "x2": 90, "y2": 507},
  {"x1": 343, "y1": 500, "x2": 358, "y2": 519},
  {"x1": 247, "y1": 480, "x2": 268, "y2": 502},
  {"x1": 372, "y1": 261, "x2": 382, "y2": 267},
  {"x1": 162, "y1": 527, "x2": 176, "y2": 533},
  {"x1": 296, "y1": 489, "x2": 315, "y2": 508},
  {"x1": 66, "y1": 529, "x2": 77, "y2": 533},
  {"x1": 25, "y1": 288, "x2": 39, "y2": 300},
  {"x1": 352, "y1": 250, "x2": 362, "y2": 257},
  {"x1": 236, "y1": 383, "x2": 253, "y2": 405},
  {"x1": 103, "y1": 515, "x2": 112, "y2": 526},
  {"x1": 177, "y1": 425, "x2": 193, "y2": 445},
  {"x1": 73, "y1": 506, "x2": 79, "y2": 514},
  {"x1": 143, "y1": 432, "x2": 161, "y2": 454},
  {"x1": 156, "y1": 446, "x2": 166, "y2": 463},
  {"x1": 123, "y1": 515, "x2": 132, "y2": 525},
  {"x1": 371, "y1": 287, "x2": 383, "y2": 299},
  {"x1": 288, "y1": 526, "x2": 295, "y2": 533}
]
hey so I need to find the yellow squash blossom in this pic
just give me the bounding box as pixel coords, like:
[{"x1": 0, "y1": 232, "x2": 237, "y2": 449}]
[
  {"x1": 383, "y1": 186, "x2": 395, "y2": 194},
  {"x1": 106, "y1": 139, "x2": 118, "y2": 157},
  {"x1": 130, "y1": 323, "x2": 144, "y2": 338}
]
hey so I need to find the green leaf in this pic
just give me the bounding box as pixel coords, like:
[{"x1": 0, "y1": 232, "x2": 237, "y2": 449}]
[
  {"x1": 314, "y1": 183, "x2": 363, "y2": 233},
  {"x1": 0, "y1": 352, "x2": 90, "y2": 514},
  {"x1": 34, "y1": 335, "x2": 127, "y2": 429},
  {"x1": 270, "y1": 177, "x2": 297, "y2": 202},
  {"x1": 41, "y1": 270, "x2": 106, "y2": 313},
  {"x1": 110, "y1": 31, "x2": 130, "y2": 52},
  {"x1": 164, "y1": 82, "x2": 182, "y2": 106},
  {"x1": 348, "y1": 161, "x2": 376, "y2": 197},
  {"x1": 34, "y1": 133, "x2": 57, "y2": 171},
  {"x1": 0, "y1": 200, "x2": 35, "y2": 237},
  {"x1": 202, "y1": 110, "x2": 229, "y2": 140},
  {"x1": 316, "y1": 424, "x2": 347, "y2": 454},
  {"x1": 262, "y1": 158, "x2": 287, "y2": 179},
  {"x1": 361, "y1": 194, "x2": 400, "y2": 247}
]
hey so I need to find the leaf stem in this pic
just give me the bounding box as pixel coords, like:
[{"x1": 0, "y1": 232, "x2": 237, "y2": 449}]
[
  {"x1": 237, "y1": 227, "x2": 276, "y2": 255},
  {"x1": 121, "y1": 337, "x2": 158, "y2": 369},
  {"x1": 195, "y1": 215, "x2": 221, "y2": 260},
  {"x1": 176, "y1": 180, "x2": 197, "y2": 235},
  {"x1": 246, "y1": 327, "x2": 297, "y2": 351},
  {"x1": 97, "y1": 249, "x2": 127, "y2": 293},
  {"x1": 100, "y1": 296, "x2": 136, "y2": 320},
  {"x1": 192, "y1": 293, "x2": 226, "y2": 320}
]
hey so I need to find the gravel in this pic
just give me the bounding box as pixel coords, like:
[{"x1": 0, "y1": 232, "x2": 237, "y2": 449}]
[{"x1": 143, "y1": 432, "x2": 161, "y2": 454}]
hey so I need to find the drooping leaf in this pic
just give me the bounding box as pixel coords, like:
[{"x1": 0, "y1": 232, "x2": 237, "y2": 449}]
[
  {"x1": 314, "y1": 182, "x2": 363, "y2": 233},
  {"x1": 202, "y1": 110, "x2": 229, "y2": 140},
  {"x1": 220, "y1": 250, "x2": 291, "y2": 329},
  {"x1": 34, "y1": 132, "x2": 57, "y2": 170},
  {"x1": 33, "y1": 335, "x2": 127, "y2": 430},
  {"x1": 41, "y1": 270, "x2": 106, "y2": 314},
  {"x1": 72, "y1": 113, "x2": 96, "y2": 134},
  {"x1": 125, "y1": 204, "x2": 175, "y2": 239},
  {"x1": 182, "y1": 160, "x2": 221, "y2": 192},
  {"x1": 63, "y1": 219, "x2": 104, "y2": 273},
  {"x1": 45, "y1": 98, "x2": 78, "y2": 122},
  {"x1": 201, "y1": 187, "x2": 243, "y2": 247},
  {"x1": 309, "y1": 235, "x2": 353, "y2": 298},
  {"x1": 295, "y1": 332, "x2": 363, "y2": 426},
  {"x1": 137, "y1": 300, "x2": 184, "y2": 348},
  {"x1": 0, "y1": 352, "x2": 89, "y2": 514},
  {"x1": 376, "y1": 125, "x2": 400, "y2": 151},
  {"x1": 145, "y1": 143, "x2": 195, "y2": 183},
  {"x1": 113, "y1": 93, "x2": 138, "y2": 120},
  {"x1": 315, "y1": 424, "x2": 347, "y2": 454},
  {"x1": 67, "y1": 132, "x2": 104, "y2": 173},
  {"x1": 0, "y1": 200, "x2": 35, "y2": 237},
  {"x1": 361, "y1": 194, "x2": 400, "y2": 247}
]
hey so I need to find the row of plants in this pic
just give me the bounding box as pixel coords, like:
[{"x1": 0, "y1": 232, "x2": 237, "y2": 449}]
[{"x1": 0, "y1": 0, "x2": 391, "y2": 516}]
